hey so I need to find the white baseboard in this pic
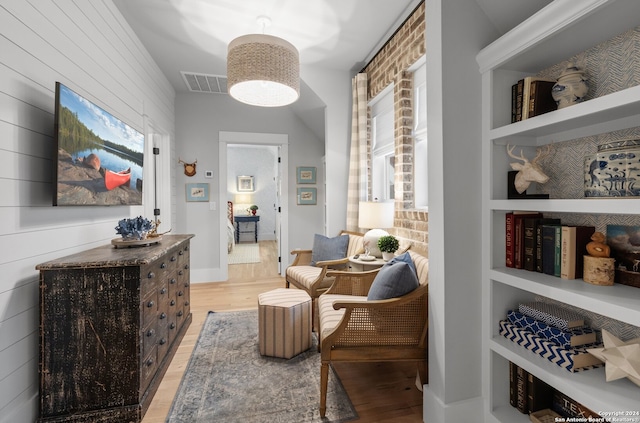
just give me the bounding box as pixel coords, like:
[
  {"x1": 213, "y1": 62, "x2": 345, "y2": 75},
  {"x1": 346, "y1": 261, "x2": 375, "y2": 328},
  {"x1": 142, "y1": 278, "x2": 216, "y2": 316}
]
[
  {"x1": 191, "y1": 268, "x2": 226, "y2": 283},
  {"x1": 423, "y1": 387, "x2": 483, "y2": 422}
]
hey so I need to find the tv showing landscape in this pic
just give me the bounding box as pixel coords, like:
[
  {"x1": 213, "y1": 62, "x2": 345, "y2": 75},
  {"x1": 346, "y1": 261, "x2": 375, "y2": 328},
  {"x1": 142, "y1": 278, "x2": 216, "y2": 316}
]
[{"x1": 53, "y1": 82, "x2": 144, "y2": 206}]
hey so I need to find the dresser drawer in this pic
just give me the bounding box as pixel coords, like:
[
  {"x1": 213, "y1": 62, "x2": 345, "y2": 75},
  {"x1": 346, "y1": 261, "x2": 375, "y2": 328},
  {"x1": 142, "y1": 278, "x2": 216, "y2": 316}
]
[{"x1": 142, "y1": 290, "x2": 158, "y2": 329}]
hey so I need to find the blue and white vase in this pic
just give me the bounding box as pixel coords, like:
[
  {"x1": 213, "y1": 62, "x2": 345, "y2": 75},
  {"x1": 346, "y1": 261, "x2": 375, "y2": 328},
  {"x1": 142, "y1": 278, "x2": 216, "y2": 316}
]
[{"x1": 552, "y1": 63, "x2": 588, "y2": 109}]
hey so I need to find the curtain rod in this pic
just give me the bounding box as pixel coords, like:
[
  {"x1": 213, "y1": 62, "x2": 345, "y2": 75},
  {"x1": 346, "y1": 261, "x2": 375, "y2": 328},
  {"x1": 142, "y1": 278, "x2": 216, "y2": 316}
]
[{"x1": 359, "y1": 0, "x2": 424, "y2": 73}]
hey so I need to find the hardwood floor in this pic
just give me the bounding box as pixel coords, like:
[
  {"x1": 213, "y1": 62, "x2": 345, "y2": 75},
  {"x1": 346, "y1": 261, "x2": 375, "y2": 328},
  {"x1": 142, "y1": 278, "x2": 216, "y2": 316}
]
[{"x1": 142, "y1": 240, "x2": 423, "y2": 423}]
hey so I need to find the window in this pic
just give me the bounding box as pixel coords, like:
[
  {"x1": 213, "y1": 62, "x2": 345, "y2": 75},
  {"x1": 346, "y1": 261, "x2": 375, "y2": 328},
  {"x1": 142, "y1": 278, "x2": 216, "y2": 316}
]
[
  {"x1": 412, "y1": 58, "x2": 428, "y2": 209},
  {"x1": 370, "y1": 85, "x2": 394, "y2": 201}
]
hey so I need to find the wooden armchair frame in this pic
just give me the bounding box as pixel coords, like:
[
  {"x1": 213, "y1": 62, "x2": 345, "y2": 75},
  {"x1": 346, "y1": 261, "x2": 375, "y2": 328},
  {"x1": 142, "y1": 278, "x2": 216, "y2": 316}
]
[
  {"x1": 317, "y1": 252, "x2": 428, "y2": 417},
  {"x1": 285, "y1": 230, "x2": 364, "y2": 327}
]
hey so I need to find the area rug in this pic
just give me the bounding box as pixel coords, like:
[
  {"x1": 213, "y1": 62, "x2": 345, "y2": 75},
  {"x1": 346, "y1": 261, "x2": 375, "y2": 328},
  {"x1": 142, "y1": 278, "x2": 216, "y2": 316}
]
[
  {"x1": 228, "y1": 243, "x2": 261, "y2": 264},
  {"x1": 166, "y1": 310, "x2": 358, "y2": 423}
]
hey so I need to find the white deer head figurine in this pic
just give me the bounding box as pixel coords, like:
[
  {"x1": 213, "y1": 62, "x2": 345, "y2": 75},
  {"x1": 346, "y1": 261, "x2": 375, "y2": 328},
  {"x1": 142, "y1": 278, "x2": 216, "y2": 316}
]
[{"x1": 506, "y1": 144, "x2": 552, "y2": 194}]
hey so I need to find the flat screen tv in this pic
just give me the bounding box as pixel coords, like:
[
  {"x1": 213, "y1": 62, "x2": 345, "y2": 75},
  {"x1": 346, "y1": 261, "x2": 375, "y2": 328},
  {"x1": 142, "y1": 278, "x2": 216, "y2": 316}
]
[{"x1": 53, "y1": 82, "x2": 144, "y2": 206}]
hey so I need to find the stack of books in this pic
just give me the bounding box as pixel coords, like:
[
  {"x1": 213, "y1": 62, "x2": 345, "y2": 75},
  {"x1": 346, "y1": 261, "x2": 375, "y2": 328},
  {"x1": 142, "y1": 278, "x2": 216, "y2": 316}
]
[
  {"x1": 505, "y1": 211, "x2": 595, "y2": 279},
  {"x1": 511, "y1": 77, "x2": 557, "y2": 123},
  {"x1": 499, "y1": 301, "x2": 603, "y2": 373},
  {"x1": 509, "y1": 361, "x2": 607, "y2": 420}
]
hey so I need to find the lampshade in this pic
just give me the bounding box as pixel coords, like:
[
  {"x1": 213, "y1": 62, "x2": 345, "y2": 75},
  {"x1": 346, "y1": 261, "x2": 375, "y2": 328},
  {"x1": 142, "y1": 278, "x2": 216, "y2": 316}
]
[
  {"x1": 227, "y1": 33, "x2": 300, "y2": 107},
  {"x1": 235, "y1": 193, "x2": 252, "y2": 205},
  {"x1": 359, "y1": 201, "x2": 395, "y2": 258},
  {"x1": 358, "y1": 201, "x2": 394, "y2": 229}
]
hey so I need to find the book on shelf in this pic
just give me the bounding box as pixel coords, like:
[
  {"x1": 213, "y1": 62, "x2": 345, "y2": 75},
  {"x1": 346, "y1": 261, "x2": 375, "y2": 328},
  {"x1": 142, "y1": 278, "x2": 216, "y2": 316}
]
[
  {"x1": 505, "y1": 211, "x2": 540, "y2": 268},
  {"x1": 560, "y1": 225, "x2": 596, "y2": 279},
  {"x1": 533, "y1": 218, "x2": 561, "y2": 273},
  {"x1": 511, "y1": 79, "x2": 525, "y2": 122},
  {"x1": 514, "y1": 212, "x2": 542, "y2": 269},
  {"x1": 507, "y1": 310, "x2": 597, "y2": 348},
  {"x1": 527, "y1": 79, "x2": 557, "y2": 118},
  {"x1": 527, "y1": 371, "x2": 554, "y2": 414},
  {"x1": 509, "y1": 361, "x2": 517, "y2": 407},
  {"x1": 516, "y1": 363, "x2": 528, "y2": 413},
  {"x1": 554, "y1": 225, "x2": 562, "y2": 277},
  {"x1": 511, "y1": 77, "x2": 556, "y2": 122},
  {"x1": 518, "y1": 301, "x2": 585, "y2": 330},
  {"x1": 541, "y1": 223, "x2": 562, "y2": 275},
  {"x1": 551, "y1": 390, "x2": 603, "y2": 420},
  {"x1": 499, "y1": 320, "x2": 604, "y2": 372}
]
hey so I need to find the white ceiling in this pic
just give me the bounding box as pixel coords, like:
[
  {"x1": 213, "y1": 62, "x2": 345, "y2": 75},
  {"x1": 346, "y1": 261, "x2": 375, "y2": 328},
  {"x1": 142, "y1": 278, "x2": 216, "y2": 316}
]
[{"x1": 113, "y1": 0, "x2": 551, "y2": 138}]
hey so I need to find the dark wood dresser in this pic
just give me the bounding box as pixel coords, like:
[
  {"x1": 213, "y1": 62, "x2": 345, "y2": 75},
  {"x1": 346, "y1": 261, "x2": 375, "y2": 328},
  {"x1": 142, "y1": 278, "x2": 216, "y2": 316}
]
[{"x1": 36, "y1": 234, "x2": 193, "y2": 422}]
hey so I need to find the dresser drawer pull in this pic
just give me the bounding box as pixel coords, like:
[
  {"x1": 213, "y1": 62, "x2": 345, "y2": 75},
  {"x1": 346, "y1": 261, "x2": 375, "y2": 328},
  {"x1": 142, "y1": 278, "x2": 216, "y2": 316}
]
[
  {"x1": 184, "y1": 282, "x2": 190, "y2": 287},
  {"x1": 170, "y1": 323, "x2": 176, "y2": 330},
  {"x1": 159, "y1": 338, "x2": 167, "y2": 345},
  {"x1": 171, "y1": 256, "x2": 177, "y2": 262},
  {"x1": 146, "y1": 358, "x2": 154, "y2": 367},
  {"x1": 177, "y1": 310, "x2": 183, "y2": 317},
  {"x1": 184, "y1": 264, "x2": 190, "y2": 270},
  {"x1": 185, "y1": 301, "x2": 190, "y2": 307},
  {"x1": 179, "y1": 250, "x2": 184, "y2": 256},
  {"x1": 178, "y1": 270, "x2": 184, "y2": 276},
  {"x1": 160, "y1": 262, "x2": 166, "y2": 269},
  {"x1": 160, "y1": 287, "x2": 167, "y2": 295},
  {"x1": 147, "y1": 300, "x2": 155, "y2": 308},
  {"x1": 146, "y1": 329, "x2": 155, "y2": 337},
  {"x1": 170, "y1": 300, "x2": 176, "y2": 306},
  {"x1": 170, "y1": 278, "x2": 177, "y2": 285},
  {"x1": 159, "y1": 312, "x2": 167, "y2": 320},
  {"x1": 178, "y1": 291, "x2": 183, "y2": 297},
  {"x1": 147, "y1": 272, "x2": 155, "y2": 279}
]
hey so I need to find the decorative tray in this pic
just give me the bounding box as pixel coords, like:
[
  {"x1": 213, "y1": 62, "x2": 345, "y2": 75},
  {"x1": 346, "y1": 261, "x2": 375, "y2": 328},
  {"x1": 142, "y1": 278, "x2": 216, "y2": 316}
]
[{"x1": 111, "y1": 235, "x2": 162, "y2": 249}]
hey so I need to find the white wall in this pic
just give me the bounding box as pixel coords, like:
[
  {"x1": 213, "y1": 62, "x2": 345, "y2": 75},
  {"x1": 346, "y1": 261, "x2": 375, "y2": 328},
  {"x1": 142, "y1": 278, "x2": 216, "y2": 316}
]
[
  {"x1": 0, "y1": 1, "x2": 175, "y2": 421},
  {"x1": 423, "y1": 0, "x2": 499, "y2": 421},
  {"x1": 175, "y1": 92, "x2": 325, "y2": 281},
  {"x1": 301, "y1": 67, "x2": 352, "y2": 236}
]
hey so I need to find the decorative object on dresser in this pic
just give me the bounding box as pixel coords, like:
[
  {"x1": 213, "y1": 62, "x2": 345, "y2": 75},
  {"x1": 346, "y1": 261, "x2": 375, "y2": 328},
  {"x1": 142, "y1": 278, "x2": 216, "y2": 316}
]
[
  {"x1": 36, "y1": 234, "x2": 193, "y2": 422},
  {"x1": 587, "y1": 329, "x2": 640, "y2": 387},
  {"x1": 506, "y1": 145, "x2": 551, "y2": 198},
  {"x1": 583, "y1": 231, "x2": 615, "y2": 286},
  {"x1": 551, "y1": 63, "x2": 589, "y2": 109}
]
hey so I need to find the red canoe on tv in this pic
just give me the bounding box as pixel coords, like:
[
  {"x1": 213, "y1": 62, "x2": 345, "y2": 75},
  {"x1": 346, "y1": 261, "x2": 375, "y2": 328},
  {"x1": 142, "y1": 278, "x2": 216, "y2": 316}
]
[{"x1": 104, "y1": 168, "x2": 131, "y2": 190}]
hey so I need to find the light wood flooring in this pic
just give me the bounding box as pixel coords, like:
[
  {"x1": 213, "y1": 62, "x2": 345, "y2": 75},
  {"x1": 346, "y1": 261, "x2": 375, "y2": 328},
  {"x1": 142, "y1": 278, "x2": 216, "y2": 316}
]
[{"x1": 142, "y1": 240, "x2": 423, "y2": 423}]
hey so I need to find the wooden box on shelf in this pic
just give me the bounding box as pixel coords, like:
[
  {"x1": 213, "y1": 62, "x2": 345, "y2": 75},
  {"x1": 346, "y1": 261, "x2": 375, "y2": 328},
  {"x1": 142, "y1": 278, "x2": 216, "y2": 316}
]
[{"x1": 530, "y1": 409, "x2": 562, "y2": 423}]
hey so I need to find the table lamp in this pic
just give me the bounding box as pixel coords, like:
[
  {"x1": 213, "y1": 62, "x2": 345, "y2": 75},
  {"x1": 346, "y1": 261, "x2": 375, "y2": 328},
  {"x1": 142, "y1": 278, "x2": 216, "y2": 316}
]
[
  {"x1": 358, "y1": 201, "x2": 394, "y2": 258},
  {"x1": 235, "y1": 193, "x2": 253, "y2": 215}
]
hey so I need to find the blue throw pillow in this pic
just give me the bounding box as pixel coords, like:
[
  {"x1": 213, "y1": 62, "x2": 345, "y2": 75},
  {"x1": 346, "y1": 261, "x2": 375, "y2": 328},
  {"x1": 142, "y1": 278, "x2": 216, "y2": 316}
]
[
  {"x1": 310, "y1": 234, "x2": 349, "y2": 266},
  {"x1": 367, "y1": 261, "x2": 419, "y2": 300},
  {"x1": 387, "y1": 252, "x2": 416, "y2": 275}
]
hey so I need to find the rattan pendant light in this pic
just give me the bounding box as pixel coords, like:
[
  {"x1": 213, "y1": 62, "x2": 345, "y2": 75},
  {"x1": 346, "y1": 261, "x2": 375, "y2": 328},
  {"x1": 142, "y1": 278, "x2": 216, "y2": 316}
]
[{"x1": 227, "y1": 17, "x2": 300, "y2": 107}]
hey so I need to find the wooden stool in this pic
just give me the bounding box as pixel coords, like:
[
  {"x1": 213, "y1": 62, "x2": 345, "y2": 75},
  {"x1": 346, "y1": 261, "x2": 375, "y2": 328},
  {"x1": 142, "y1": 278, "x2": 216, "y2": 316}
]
[{"x1": 258, "y1": 288, "x2": 312, "y2": 359}]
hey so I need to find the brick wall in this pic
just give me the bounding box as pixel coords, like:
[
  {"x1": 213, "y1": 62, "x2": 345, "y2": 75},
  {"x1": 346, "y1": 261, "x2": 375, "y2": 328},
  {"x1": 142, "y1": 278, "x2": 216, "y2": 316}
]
[{"x1": 363, "y1": 1, "x2": 428, "y2": 257}]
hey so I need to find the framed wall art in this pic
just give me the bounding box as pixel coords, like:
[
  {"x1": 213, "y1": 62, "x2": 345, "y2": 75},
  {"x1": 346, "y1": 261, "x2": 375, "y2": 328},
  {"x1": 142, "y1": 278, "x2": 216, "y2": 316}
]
[
  {"x1": 297, "y1": 187, "x2": 317, "y2": 205},
  {"x1": 237, "y1": 175, "x2": 254, "y2": 192},
  {"x1": 186, "y1": 183, "x2": 209, "y2": 202},
  {"x1": 296, "y1": 166, "x2": 316, "y2": 184}
]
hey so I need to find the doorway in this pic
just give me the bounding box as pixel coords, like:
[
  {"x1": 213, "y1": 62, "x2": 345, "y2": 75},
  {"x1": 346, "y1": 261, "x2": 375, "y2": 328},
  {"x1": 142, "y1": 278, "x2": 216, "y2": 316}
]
[{"x1": 218, "y1": 131, "x2": 289, "y2": 281}]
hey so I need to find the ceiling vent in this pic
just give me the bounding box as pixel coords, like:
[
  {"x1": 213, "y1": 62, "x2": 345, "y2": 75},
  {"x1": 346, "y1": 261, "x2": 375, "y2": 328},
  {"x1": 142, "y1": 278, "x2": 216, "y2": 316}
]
[{"x1": 181, "y1": 72, "x2": 228, "y2": 94}]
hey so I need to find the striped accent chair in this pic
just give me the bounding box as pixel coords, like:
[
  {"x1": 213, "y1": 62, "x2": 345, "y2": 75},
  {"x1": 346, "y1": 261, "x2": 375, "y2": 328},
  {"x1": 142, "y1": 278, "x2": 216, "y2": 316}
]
[
  {"x1": 317, "y1": 251, "x2": 428, "y2": 418},
  {"x1": 285, "y1": 231, "x2": 364, "y2": 329}
]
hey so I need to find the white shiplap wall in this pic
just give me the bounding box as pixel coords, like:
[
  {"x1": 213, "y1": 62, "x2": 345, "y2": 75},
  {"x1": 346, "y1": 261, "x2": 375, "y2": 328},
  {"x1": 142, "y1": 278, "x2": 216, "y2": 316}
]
[{"x1": 0, "y1": 1, "x2": 175, "y2": 421}]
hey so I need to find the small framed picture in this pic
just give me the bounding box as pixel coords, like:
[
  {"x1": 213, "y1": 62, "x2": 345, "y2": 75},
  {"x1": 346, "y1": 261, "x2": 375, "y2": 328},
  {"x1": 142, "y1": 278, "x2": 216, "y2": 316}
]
[
  {"x1": 297, "y1": 187, "x2": 317, "y2": 205},
  {"x1": 186, "y1": 183, "x2": 209, "y2": 202},
  {"x1": 296, "y1": 166, "x2": 316, "y2": 184},
  {"x1": 237, "y1": 175, "x2": 254, "y2": 192}
]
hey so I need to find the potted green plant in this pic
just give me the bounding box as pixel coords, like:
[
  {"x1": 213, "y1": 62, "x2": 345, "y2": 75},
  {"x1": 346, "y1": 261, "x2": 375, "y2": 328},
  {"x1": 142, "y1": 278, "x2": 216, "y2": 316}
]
[
  {"x1": 249, "y1": 204, "x2": 259, "y2": 215},
  {"x1": 378, "y1": 235, "x2": 399, "y2": 261}
]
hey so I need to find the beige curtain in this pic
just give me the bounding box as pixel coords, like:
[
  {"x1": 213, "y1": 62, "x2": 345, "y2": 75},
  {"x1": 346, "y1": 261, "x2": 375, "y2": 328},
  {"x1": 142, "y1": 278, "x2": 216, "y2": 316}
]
[{"x1": 346, "y1": 73, "x2": 368, "y2": 232}]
